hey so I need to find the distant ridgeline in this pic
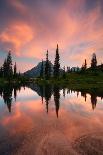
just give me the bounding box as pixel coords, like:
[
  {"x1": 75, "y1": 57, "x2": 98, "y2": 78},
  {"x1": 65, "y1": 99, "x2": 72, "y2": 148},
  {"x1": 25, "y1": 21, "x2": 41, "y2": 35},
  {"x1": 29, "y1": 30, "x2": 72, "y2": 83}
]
[
  {"x1": 24, "y1": 61, "x2": 54, "y2": 78},
  {"x1": 24, "y1": 60, "x2": 63, "y2": 78},
  {"x1": 24, "y1": 44, "x2": 61, "y2": 78},
  {"x1": 24, "y1": 46, "x2": 103, "y2": 78},
  {"x1": 0, "y1": 46, "x2": 103, "y2": 80}
]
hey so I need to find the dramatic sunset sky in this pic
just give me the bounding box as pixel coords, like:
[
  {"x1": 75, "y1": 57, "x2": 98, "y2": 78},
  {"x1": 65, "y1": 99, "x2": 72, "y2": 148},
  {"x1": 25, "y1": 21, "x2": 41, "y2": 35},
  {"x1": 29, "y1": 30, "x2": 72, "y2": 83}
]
[{"x1": 0, "y1": 0, "x2": 103, "y2": 72}]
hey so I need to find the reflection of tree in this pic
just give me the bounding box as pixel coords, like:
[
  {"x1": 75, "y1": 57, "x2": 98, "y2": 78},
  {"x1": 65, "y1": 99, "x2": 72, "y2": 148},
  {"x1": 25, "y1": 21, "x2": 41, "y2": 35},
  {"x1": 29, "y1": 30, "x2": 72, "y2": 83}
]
[
  {"x1": 14, "y1": 87, "x2": 17, "y2": 101},
  {"x1": 3, "y1": 86, "x2": 13, "y2": 113},
  {"x1": 63, "y1": 88, "x2": 65, "y2": 98},
  {"x1": 67, "y1": 89, "x2": 70, "y2": 94},
  {"x1": 91, "y1": 94, "x2": 97, "y2": 110},
  {"x1": 0, "y1": 84, "x2": 21, "y2": 113},
  {"x1": 39, "y1": 85, "x2": 44, "y2": 104},
  {"x1": 77, "y1": 91, "x2": 79, "y2": 98},
  {"x1": 44, "y1": 85, "x2": 52, "y2": 114},
  {"x1": 54, "y1": 86, "x2": 60, "y2": 118},
  {"x1": 81, "y1": 92, "x2": 87, "y2": 102}
]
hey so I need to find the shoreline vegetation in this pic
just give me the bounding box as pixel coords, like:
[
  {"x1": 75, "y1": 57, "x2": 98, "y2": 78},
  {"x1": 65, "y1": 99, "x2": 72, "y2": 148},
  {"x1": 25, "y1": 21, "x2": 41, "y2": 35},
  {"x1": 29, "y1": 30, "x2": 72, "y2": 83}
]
[
  {"x1": 34, "y1": 44, "x2": 103, "y2": 91},
  {"x1": 35, "y1": 72, "x2": 103, "y2": 96},
  {"x1": 0, "y1": 45, "x2": 103, "y2": 92}
]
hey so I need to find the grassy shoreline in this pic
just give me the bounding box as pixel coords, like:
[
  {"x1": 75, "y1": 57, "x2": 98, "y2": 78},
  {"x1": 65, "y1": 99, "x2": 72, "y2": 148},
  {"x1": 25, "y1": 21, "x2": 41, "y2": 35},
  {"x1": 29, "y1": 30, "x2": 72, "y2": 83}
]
[
  {"x1": 35, "y1": 72, "x2": 103, "y2": 90},
  {"x1": 0, "y1": 77, "x2": 28, "y2": 87},
  {"x1": 0, "y1": 72, "x2": 103, "y2": 90}
]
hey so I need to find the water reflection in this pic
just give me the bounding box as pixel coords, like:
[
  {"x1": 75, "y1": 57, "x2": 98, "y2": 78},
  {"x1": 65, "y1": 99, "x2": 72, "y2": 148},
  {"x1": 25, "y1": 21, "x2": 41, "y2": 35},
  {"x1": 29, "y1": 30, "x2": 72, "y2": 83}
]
[
  {"x1": 0, "y1": 84, "x2": 103, "y2": 116},
  {"x1": 34, "y1": 85, "x2": 103, "y2": 114},
  {"x1": 53, "y1": 86, "x2": 60, "y2": 118},
  {"x1": 0, "y1": 84, "x2": 23, "y2": 113}
]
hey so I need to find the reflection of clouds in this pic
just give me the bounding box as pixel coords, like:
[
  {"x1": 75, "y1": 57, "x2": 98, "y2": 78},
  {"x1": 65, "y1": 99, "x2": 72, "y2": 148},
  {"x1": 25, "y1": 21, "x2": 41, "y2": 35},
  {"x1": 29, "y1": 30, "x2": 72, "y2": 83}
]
[
  {"x1": 16, "y1": 87, "x2": 40, "y2": 102},
  {"x1": 0, "y1": 87, "x2": 103, "y2": 143}
]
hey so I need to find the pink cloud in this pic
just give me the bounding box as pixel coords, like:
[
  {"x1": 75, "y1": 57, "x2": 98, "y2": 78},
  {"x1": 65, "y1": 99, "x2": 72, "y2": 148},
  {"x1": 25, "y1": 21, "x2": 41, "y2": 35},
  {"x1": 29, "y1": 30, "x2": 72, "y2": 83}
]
[
  {"x1": 0, "y1": 0, "x2": 103, "y2": 71},
  {"x1": 0, "y1": 22, "x2": 34, "y2": 56}
]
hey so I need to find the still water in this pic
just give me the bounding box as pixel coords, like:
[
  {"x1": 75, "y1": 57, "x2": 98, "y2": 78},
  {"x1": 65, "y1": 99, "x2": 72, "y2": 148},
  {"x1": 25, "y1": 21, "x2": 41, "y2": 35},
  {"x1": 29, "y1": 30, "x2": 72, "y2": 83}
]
[{"x1": 0, "y1": 84, "x2": 103, "y2": 155}]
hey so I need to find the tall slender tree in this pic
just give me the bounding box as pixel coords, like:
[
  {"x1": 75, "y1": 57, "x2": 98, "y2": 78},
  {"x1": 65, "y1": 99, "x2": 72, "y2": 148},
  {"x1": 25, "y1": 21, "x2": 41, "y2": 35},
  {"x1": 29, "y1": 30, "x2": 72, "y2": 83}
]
[
  {"x1": 40, "y1": 60, "x2": 44, "y2": 78},
  {"x1": 84, "y1": 59, "x2": 87, "y2": 70},
  {"x1": 0, "y1": 67, "x2": 3, "y2": 77},
  {"x1": 81, "y1": 59, "x2": 87, "y2": 71},
  {"x1": 63, "y1": 66, "x2": 66, "y2": 78},
  {"x1": 91, "y1": 53, "x2": 97, "y2": 69},
  {"x1": 3, "y1": 59, "x2": 7, "y2": 77},
  {"x1": 14, "y1": 62, "x2": 17, "y2": 77},
  {"x1": 6, "y1": 51, "x2": 13, "y2": 77},
  {"x1": 54, "y1": 44, "x2": 60, "y2": 78},
  {"x1": 45, "y1": 50, "x2": 51, "y2": 79}
]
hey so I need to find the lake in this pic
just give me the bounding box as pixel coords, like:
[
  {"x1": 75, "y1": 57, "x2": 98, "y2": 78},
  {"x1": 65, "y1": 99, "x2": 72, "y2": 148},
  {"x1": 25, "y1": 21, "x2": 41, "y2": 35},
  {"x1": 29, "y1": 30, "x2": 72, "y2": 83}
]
[{"x1": 0, "y1": 84, "x2": 103, "y2": 155}]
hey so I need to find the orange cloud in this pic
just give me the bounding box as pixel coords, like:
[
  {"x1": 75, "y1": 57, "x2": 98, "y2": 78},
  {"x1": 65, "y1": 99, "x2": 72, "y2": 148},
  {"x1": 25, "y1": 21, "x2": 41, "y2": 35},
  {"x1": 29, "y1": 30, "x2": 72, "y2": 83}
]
[
  {"x1": 0, "y1": 22, "x2": 34, "y2": 56},
  {"x1": 0, "y1": 0, "x2": 103, "y2": 71}
]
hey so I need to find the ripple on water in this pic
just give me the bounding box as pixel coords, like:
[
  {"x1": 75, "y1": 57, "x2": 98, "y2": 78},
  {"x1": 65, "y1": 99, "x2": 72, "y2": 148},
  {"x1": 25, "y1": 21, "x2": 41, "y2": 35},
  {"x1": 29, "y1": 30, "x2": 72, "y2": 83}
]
[
  {"x1": 73, "y1": 132, "x2": 103, "y2": 155},
  {"x1": 36, "y1": 132, "x2": 78, "y2": 155}
]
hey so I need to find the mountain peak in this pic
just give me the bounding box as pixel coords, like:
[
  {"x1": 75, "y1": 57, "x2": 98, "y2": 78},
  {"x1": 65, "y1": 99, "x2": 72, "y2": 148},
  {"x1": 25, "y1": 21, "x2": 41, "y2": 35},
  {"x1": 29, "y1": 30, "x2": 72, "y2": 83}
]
[{"x1": 24, "y1": 61, "x2": 53, "y2": 77}]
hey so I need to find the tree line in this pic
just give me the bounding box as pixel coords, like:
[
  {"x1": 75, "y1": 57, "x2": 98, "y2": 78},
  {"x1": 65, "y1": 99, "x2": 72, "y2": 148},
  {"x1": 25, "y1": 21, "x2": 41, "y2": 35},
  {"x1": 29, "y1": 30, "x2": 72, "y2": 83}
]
[
  {"x1": 40, "y1": 45, "x2": 103, "y2": 80},
  {"x1": 40, "y1": 44, "x2": 60, "y2": 79},
  {"x1": 0, "y1": 46, "x2": 103, "y2": 80},
  {"x1": 0, "y1": 51, "x2": 20, "y2": 79},
  {"x1": 80, "y1": 53, "x2": 103, "y2": 73},
  {"x1": 65, "y1": 53, "x2": 103, "y2": 73}
]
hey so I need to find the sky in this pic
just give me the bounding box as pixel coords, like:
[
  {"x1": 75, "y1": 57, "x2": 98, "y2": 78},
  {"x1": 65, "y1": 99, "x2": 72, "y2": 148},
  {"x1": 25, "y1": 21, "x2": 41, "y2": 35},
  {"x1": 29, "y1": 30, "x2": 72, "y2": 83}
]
[{"x1": 0, "y1": 0, "x2": 103, "y2": 72}]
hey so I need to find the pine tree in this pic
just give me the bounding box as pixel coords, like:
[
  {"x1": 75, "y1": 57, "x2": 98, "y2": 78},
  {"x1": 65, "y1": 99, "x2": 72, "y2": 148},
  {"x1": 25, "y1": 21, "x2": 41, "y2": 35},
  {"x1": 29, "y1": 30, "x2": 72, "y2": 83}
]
[
  {"x1": 3, "y1": 59, "x2": 7, "y2": 77},
  {"x1": 84, "y1": 59, "x2": 87, "y2": 70},
  {"x1": 101, "y1": 63, "x2": 103, "y2": 72},
  {"x1": 45, "y1": 50, "x2": 51, "y2": 79},
  {"x1": 6, "y1": 51, "x2": 13, "y2": 77},
  {"x1": 91, "y1": 53, "x2": 97, "y2": 69},
  {"x1": 54, "y1": 44, "x2": 60, "y2": 78},
  {"x1": 14, "y1": 62, "x2": 17, "y2": 77},
  {"x1": 40, "y1": 60, "x2": 44, "y2": 78},
  {"x1": 0, "y1": 67, "x2": 3, "y2": 77},
  {"x1": 63, "y1": 66, "x2": 66, "y2": 78},
  {"x1": 67, "y1": 66, "x2": 70, "y2": 73},
  {"x1": 81, "y1": 59, "x2": 87, "y2": 71}
]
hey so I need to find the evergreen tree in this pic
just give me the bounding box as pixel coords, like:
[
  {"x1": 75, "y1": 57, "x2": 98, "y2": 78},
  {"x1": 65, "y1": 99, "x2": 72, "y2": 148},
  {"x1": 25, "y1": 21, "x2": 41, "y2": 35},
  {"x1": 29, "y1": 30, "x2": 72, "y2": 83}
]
[
  {"x1": 14, "y1": 62, "x2": 17, "y2": 77},
  {"x1": 40, "y1": 60, "x2": 44, "y2": 78},
  {"x1": 7, "y1": 51, "x2": 13, "y2": 76},
  {"x1": 54, "y1": 44, "x2": 60, "y2": 78},
  {"x1": 63, "y1": 66, "x2": 66, "y2": 78},
  {"x1": 84, "y1": 59, "x2": 87, "y2": 70},
  {"x1": 45, "y1": 50, "x2": 51, "y2": 79},
  {"x1": 81, "y1": 59, "x2": 87, "y2": 71},
  {"x1": 3, "y1": 51, "x2": 13, "y2": 78},
  {"x1": 0, "y1": 67, "x2": 3, "y2": 77},
  {"x1": 91, "y1": 53, "x2": 97, "y2": 69},
  {"x1": 67, "y1": 66, "x2": 70, "y2": 73},
  {"x1": 101, "y1": 63, "x2": 103, "y2": 72},
  {"x1": 3, "y1": 59, "x2": 7, "y2": 77}
]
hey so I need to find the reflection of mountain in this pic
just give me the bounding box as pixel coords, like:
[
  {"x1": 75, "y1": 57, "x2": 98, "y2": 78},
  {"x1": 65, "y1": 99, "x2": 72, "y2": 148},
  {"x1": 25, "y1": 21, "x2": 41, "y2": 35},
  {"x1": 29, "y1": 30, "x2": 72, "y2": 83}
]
[
  {"x1": 0, "y1": 83, "x2": 103, "y2": 114},
  {"x1": 28, "y1": 83, "x2": 53, "y2": 98},
  {"x1": 28, "y1": 84, "x2": 103, "y2": 112},
  {"x1": 28, "y1": 84, "x2": 60, "y2": 117}
]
